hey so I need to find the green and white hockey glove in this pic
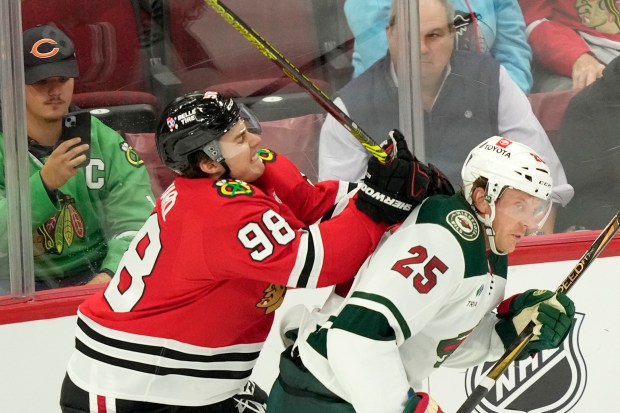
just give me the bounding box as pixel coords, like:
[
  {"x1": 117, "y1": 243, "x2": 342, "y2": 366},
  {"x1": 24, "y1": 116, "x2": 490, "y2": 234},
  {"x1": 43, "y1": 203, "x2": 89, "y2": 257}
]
[
  {"x1": 403, "y1": 392, "x2": 443, "y2": 413},
  {"x1": 495, "y1": 289, "x2": 575, "y2": 360}
]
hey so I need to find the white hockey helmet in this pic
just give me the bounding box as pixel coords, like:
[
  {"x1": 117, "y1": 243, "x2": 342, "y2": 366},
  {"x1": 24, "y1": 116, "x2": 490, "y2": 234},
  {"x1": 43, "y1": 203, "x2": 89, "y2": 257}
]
[{"x1": 461, "y1": 137, "x2": 553, "y2": 254}]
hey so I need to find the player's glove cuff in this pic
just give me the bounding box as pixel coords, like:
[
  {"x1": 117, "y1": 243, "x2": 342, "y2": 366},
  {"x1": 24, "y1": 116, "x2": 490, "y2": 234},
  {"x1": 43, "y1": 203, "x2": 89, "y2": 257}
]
[
  {"x1": 355, "y1": 181, "x2": 414, "y2": 224},
  {"x1": 426, "y1": 163, "x2": 455, "y2": 197},
  {"x1": 404, "y1": 391, "x2": 444, "y2": 413}
]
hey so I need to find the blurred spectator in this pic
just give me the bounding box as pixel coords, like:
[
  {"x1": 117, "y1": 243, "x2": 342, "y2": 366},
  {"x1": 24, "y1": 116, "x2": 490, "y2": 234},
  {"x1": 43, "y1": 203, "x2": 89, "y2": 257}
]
[
  {"x1": 0, "y1": 25, "x2": 154, "y2": 292},
  {"x1": 319, "y1": 0, "x2": 573, "y2": 232},
  {"x1": 345, "y1": 0, "x2": 533, "y2": 92},
  {"x1": 555, "y1": 54, "x2": 620, "y2": 231},
  {"x1": 519, "y1": 0, "x2": 620, "y2": 91}
]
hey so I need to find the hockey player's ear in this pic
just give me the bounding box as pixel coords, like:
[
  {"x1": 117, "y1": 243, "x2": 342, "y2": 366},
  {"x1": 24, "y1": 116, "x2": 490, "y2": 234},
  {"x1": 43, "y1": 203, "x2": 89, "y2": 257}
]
[
  {"x1": 472, "y1": 187, "x2": 491, "y2": 215},
  {"x1": 199, "y1": 158, "x2": 224, "y2": 176}
]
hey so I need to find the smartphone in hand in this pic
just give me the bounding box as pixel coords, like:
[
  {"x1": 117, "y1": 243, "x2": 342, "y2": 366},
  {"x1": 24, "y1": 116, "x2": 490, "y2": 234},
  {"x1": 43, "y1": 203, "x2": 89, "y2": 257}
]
[{"x1": 56, "y1": 111, "x2": 92, "y2": 168}]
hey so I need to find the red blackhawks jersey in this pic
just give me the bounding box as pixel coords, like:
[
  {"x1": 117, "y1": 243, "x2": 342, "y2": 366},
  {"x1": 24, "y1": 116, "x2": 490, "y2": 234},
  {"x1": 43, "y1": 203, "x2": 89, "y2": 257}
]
[
  {"x1": 66, "y1": 150, "x2": 387, "y2": 406},
  {"x1": 519, "y1": 0, "x2": 620, "y2": 76}
]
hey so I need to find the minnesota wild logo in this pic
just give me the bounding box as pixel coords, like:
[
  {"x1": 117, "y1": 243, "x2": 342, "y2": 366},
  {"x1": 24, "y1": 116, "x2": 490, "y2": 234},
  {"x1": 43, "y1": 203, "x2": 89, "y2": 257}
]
[
  {"x1": 120, "y1": 142, "x2": 144, "y2": 168},
  {"x1": 214, "y1": 179, "x2": 254, "y2": 197},
  {"x1": 257, "y1": 148, "x2": 276, "y2": 162},
  {"x1": 447, "y1": 210, "x2": 479, "y2": 241},
  {"x1": 36, "y1": 195, "x2": 85, "y2": 254}
]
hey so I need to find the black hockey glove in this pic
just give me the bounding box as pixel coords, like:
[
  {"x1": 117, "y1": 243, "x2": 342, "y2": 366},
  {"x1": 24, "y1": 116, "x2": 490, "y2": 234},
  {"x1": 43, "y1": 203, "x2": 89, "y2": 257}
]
[
  {"x1": 426, "y1": 163, "x2": 455, "y2": 197},
  {"x1": 356, "y1": 129, "x2": 432, "y2": 224},
  {"x1": 221, "y1": 380, "x2": 267, "y2": 413}
]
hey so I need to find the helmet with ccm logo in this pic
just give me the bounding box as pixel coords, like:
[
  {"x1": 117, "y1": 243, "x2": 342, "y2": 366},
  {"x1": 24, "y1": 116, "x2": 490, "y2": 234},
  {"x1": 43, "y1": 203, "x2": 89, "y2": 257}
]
[{"x1": 461, "y1": 136, "x2": 553, "y2": 254}]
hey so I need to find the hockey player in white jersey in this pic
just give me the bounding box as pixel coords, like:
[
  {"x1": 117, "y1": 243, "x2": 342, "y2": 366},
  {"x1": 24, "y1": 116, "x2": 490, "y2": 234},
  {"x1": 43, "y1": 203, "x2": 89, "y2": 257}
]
[{"x1": 266, "y1": 137, "x2": 576, "y2": 413}]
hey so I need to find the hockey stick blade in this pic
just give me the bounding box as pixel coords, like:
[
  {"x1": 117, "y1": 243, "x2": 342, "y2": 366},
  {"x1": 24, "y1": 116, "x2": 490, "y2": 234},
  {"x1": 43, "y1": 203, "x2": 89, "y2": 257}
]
[
  {"x1": 456, "y1": 211, "x2": 620, "y2": 413},
  {"x1": 203, "y1": 0, "x2": 389, "y2": 164}
]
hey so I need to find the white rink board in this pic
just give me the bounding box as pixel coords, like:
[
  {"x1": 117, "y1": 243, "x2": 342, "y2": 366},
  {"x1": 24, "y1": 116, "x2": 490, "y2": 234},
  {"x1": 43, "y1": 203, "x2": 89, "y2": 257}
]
[{"x1": 0, "y1": 256, "x2": 617, "y2": 412}]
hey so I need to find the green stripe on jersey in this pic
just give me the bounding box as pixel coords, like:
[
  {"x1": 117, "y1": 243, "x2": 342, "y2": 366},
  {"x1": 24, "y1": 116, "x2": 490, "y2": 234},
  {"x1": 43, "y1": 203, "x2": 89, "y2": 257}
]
[{"x1": 335, "y1": 292, "x2": 411, "y2": 340}]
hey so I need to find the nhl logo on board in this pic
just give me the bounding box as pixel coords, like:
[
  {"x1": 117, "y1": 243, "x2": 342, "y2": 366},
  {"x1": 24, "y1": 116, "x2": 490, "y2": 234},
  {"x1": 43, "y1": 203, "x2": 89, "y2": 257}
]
[{"x1": 464, "y1": 313, "x2": 586, "y2": 412}]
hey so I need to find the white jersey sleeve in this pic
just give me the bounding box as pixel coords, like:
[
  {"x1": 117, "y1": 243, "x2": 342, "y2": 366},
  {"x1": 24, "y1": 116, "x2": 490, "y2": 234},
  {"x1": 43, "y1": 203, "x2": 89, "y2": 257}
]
[{"x1": 442, "y1": 312, "x2": 506, "y2": 368}]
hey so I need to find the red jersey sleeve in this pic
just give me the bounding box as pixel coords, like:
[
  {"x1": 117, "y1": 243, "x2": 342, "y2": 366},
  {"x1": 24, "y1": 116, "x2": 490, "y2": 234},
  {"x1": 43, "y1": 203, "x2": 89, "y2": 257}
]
[
  {"x1": 254, "y1": 149, "x2": 357, "y2": 225},
  {"x1": 206, "y1": 191, "x2": 387, "y2": 289},
  {"x1": 519, "y1": 0, "x2": 598, "y2": 76}
]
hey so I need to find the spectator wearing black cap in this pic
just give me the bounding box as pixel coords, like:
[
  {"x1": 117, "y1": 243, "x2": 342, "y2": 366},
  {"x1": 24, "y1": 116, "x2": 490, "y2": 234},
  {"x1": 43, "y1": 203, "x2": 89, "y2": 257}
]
[{"x1": 0, "y1": 25, "x2": 155, "y2": 291}]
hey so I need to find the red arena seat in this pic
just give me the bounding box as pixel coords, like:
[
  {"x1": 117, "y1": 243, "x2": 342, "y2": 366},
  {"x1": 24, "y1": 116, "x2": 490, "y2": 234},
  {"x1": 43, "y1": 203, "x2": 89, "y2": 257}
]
[{"x1": 527, "y1": 89, "x2": 581, "y2": 145}]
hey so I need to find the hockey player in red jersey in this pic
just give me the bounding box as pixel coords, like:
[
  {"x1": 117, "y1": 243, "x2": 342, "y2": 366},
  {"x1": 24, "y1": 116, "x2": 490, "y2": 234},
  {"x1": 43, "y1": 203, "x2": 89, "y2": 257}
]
[{"x1": 59, "y1": 91, "x2": 451, "y2": 412}]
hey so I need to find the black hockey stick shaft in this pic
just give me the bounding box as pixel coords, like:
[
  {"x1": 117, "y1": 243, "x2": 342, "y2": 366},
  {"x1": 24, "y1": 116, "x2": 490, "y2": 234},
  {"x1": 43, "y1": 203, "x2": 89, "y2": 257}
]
[
  {"x1": 203, "y1": 0, "x2": 389, "y2": 164},
  {"x1": 456, "y1": 211, "x2": 620, "y2": 413}
]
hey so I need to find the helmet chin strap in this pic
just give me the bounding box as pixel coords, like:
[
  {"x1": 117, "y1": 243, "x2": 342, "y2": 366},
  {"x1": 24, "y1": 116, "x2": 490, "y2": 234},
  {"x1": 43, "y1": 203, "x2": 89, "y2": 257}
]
[
  {"x1": 219, "y1": 161, "x2": 231, "y2": 179},
  {"x1": 474, "y1": 201, "x2": 508, "y2": 256}
]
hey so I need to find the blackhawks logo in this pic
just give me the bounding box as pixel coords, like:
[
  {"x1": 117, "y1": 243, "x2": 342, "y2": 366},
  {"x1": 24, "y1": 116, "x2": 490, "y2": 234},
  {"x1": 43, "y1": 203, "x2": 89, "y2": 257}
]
[
  {"x1": 256, "y1": 283, "x2": 286, "y2": 314},
  {"x1": 257, "y1": 148, "x2": 276, "y2": 162},
  {"x1": 214, "y1": 179, "x2": 254, "y2": 197},
  {"x1": 35, "y1": 195, "x2": 85, "y2": 255},
  {"x1": 120, "y1": 142, "x2": 144, "y2": 167}
]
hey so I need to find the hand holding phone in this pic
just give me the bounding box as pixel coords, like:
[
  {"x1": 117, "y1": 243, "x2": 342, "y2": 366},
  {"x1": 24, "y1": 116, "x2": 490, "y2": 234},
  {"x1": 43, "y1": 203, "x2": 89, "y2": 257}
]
[{"x1": 55, "y1": 111, "x2": 92, "y2": 168}]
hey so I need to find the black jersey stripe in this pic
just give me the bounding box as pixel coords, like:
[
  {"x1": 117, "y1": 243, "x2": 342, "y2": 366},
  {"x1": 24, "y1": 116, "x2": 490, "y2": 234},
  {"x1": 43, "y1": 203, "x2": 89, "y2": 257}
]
[
  {"x1": 75, "y1": 338, "x2": 253, "y2": 380},
  {"x1": 320, "y1": 204, "x2": 337, "y2": 223},
  {"x1": 321, "y1": 182, "x2": 358, "y2": 223},
  {"x1": 295, "y1": 227, "x2": 316, "y2": 288},
  {"x1": 77, "y1": 318, "x2": 260, "y2": 363}
]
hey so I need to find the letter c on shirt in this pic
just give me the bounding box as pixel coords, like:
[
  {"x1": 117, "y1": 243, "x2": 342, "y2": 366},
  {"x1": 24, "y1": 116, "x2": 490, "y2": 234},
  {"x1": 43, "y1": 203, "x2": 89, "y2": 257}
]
[{"x1": 85, "y1": 159, "x2": 104, "y2": 189}]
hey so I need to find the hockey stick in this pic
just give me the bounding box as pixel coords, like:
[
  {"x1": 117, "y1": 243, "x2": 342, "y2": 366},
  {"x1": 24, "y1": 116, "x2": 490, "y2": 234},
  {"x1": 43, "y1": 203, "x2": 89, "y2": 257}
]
[
  {"x1": 203, "y1": 0, "x2": 389, "y2": 164},
  {"x1": 456, "y1": 211, "x2": 620, "y2": 413}
]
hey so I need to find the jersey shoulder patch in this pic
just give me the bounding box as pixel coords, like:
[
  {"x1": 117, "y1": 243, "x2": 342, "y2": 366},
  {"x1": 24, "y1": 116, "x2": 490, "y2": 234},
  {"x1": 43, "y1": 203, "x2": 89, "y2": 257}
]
[
  {"x1": 257, "y1": 148, "x2": 277, "y2": 163},
  {"x1": 417, "y1": 195, "x2": 491, "y2": 279},
  {"x1": 445, "y1": 209, "x2": 479, "y2": 241}
]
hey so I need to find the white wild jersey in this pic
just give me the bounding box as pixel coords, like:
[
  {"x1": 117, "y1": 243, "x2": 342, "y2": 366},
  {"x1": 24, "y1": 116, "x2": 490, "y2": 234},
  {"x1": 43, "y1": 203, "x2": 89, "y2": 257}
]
[{"x1": 296, "y1": 194, "x2": 510, "y2": 413}]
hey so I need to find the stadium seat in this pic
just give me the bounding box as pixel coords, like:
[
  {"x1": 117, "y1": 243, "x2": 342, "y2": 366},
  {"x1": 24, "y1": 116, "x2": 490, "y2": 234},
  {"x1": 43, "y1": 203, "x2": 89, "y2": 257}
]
[
  {"x1": 21, "y1": 0, "x2": 165, "y2": 132},
  {"x1": 527, "y1": 89, "x2": 581, "y2": 145},
  {"x1": 158, "y1": 0, "x2": 353, "y2": 120}
]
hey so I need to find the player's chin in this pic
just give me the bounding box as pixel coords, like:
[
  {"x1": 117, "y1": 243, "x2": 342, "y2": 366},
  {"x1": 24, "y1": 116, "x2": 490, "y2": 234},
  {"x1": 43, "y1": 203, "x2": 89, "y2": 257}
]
[
  {"x1": 240, "y1": 162, "x2": 265, "y2": 183},
  {"x1": 499, "y1": 237, "x2": 518, "y2": 254}
]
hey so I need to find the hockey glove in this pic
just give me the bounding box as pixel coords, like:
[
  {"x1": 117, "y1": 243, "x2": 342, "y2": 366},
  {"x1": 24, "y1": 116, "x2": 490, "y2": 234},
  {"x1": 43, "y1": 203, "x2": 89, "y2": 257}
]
[
  {"x1": 427, "y1": 163, "x2": 455, "y2": 197},
  {"x1": 355, "y1": 129, "x2": 431, "y2": 224},
  {"x1": 495, "y1": 289, "x2": 575, "y2": 360},
  {"x1": 403, "y1": 392, "x2": 444, "y2": 413},
  {"x1": 223, "y1": 380, "x2": 267, "y2": 413}
]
